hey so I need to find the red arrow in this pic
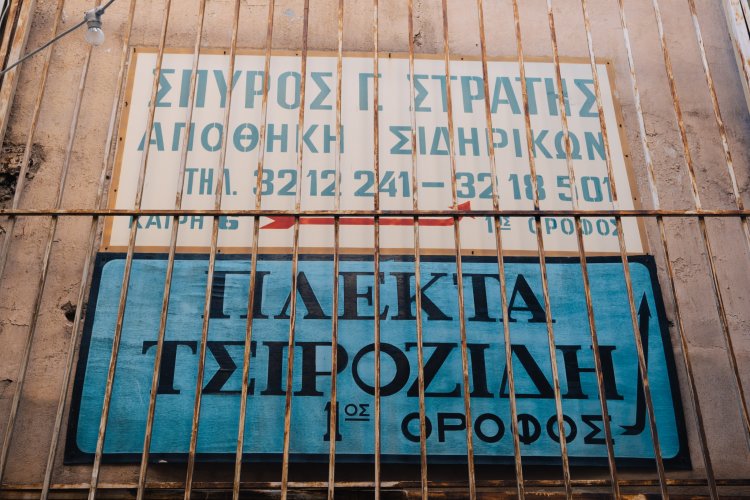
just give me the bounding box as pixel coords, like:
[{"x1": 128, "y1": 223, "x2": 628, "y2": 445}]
[{"x1": 261, "y1": 201, "x2": 472, "y2": 230}]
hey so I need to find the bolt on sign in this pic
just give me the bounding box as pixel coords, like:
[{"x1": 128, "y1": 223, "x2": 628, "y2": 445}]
[{"x1": 67, "y1": 50, "x2": 688, "y2": 466}]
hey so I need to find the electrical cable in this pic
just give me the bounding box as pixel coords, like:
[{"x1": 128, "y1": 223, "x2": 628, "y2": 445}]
[
  {"x1": 0, "y1": 19, "x2": 86, "y2": 77},
  {"x1": 0, "y1": 0, "x2": 117, "y2": 77}
]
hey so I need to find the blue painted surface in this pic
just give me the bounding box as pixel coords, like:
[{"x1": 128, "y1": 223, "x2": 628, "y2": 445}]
[{"x1": 66, "y1": 254, "x2": 687, "y2": 465}]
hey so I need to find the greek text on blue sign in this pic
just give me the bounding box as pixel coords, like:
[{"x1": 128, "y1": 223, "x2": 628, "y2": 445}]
[{"x1": 66, "y1": 254, "x2": 687, "y2": 466}]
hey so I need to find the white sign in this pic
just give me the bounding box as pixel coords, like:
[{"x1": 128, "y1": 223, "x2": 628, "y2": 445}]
[{"x1": 104, "y1": 49, "x2": 646, "y2": 255}]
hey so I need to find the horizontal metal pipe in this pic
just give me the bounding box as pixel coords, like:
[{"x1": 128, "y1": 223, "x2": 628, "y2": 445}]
[
  {"x1": 2, "y1": 209, "x2": 749, "y2": 217},
  {"x1": 4, "y1": 478, "x2": 750, "y2": 491}
]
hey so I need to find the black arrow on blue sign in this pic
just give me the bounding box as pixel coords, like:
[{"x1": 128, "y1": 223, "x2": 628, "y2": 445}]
[{"x1": 621, "y1": 293, "x2": 650, "y2": 436}]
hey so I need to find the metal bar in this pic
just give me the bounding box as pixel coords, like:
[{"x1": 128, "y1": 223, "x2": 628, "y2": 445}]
[
  {"x1": 0, "y1": 0, "x2": 21, "y2": 92},
  {"x1": 371, "y1": 1, "x2": 382, "y2": 498},
  {"x1": 0, "y1": 0, "x2": 59, "y2": 303},
  {"x1": 326, "y1": 1, "x2": 344, "y2": 498},
  {"x1": 0, "y1": 0, "x2": 20, "y2": 72},
  {"x1": 614, "y1": 1, "x2": 720, "y2": 498},
  {"x1": 4, "y1": 208, "x2": 750, "y2": 217},
  {"x1": 474, "y1": 0, "x2": 524, "y2": 497},
  {"x1": 87, "y1": 1, "x2": 173, "y2": 496},
  {"x1": 650, "y1": 0, "x2": 750, "y2": 477},
  {"x1": 509, "y1": 1, "x2": 572, "y2": 496},
  {"x1": 406, "y1": 0, "x2": 428, "y2": 497},
  {"x1": 545, "y1": 1, "x2": 620, "y2": 497},
  {"x1": 135, "y1": 1, "x2": 207, "y2": 498},
  {"x1": 2, "y1": 31, "x2": 94, "y2": 484},
  {"x1": 9, "y1": 477, "x2": 750, "y2": 491},
  {"x1": 438, "y1": 1, "x2": 476, "y2": 497},
  {"x1": 39, "y1": 1, "x2": 137, "y2": 496},
  {"x1": 685, "y1": 0, "x2": 750, "y2": 447},
  {"x1": 233, "y1": 0, "x2": 276, "y2": 498},
  {"x1": 0, "y1": 0, "x2": 36, "y2": 145},
  {"x1": 578, "y1": 1, "x2": 670, "y2": 497},
  {"x1": 0, "y1": 18, "x2": 93, "y2": 497},
  {"x1": 280, "y1": 2, "x2": 310, "y2": 498},
  {"x1": 2, "y1": 1, "x2": 749, "y2": 494},
  {"x1": 0, "y1": 0, "x2": 65, "y2": 483},
  {"x1": 689, "y1": 0, "x2": 750, "y2": 216},
  {"x1": 183, "y1": 0, "x2": 242, "y2": 497},
  {"x1": 0, "y1": 17, "x2": 86, "y2": 78}
]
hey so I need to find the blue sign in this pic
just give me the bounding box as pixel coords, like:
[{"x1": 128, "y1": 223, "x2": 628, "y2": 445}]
[{"x1": 66, "y1": 254, "x2": 687, "y2": 466}]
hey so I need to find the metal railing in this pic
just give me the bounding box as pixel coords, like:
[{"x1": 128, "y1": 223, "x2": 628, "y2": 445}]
[{"x1": 0, "y1": 0, "x2": 749, "y2": 498}]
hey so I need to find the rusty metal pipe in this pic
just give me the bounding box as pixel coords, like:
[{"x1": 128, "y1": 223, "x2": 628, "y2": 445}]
[
  {"x1": 86, "y1": 2, "x2": 173, "y2": 497},
  {"x1": 406, "y1": 0, "x2": 429, "y2": 497},
  {"x1": 439, "y1": 1, "x2": 477, "y2": 497},
  {"x1": 183, "y1": 1, "x2": 242, "y2": 497}
]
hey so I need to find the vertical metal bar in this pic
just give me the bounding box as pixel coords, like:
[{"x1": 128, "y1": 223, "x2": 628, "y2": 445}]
[
  {"x1": 0, "y1": 0, "x2": 62, "y2": 306},
  {"x1": 649, "y1": 215, "x2": 720, "y2": 497},
  {"x1": 233, "y1": 1, "x2": 276, "y2": 498},
  {"x1": 5, "y1": 1, "x2": 746, "y2": 497},
  {"x1": 326, "y1": 1, "x2": 344, "y2": 498},
  {"x1": 371, "y1": 1, "x2": 382, "y2": 498},
  {"x1": 29, "y1": 42, "x2": 94, "y2": 478},
  {"x1": 509, "y1": 1, "x2": 572, "y2": 496},
  {"x1": 618, "y1": 5, "x2": 721, "y2": 494},
  {"x1": 0, "y1": 0, "x2": 36, "y2": 150},
  {"x1": 280, "y1": 2, "x2": 310, "y2": 498},
  {"x1": 0, "y1": 0, "x2": 65, "y2": 483},
  {"x1": 578, "y1": 1, "x2": 669, "y2": 497},
  {"x1": 40, "y1": 1, "x2": 138, "y2": 496},
  {"x1": 689, "y1": 0, "x2": 749, "y2": 222},
  {"x1": 0, "y1": 9, "x2": 94, "y2": 493},
  {"x1": 545, "y1": 1, "x2": 620, "y2": 497},
  {"x1": 647, "y1": 0, "x2": 700, "y2": 208},
  {"x1": 183, "y1": 0, "x2": 242, "y2": 497},
  {"x1": 474, "y1": 1, "x2": 524, "y2": 497},
  {"x1": 613, "y1": 1, "x2": 720, "y2": 497},
  {"x1": 634, "y1": 0, "x2": 750, "y2": 483},
  {"x1": 0, "y1": 0, "x2": 20, "y2": 72},
  {"x1": 13, "y1": 35, "x2": 94, "y2": 451},
  {"x1": 88, "y1": 1, "x2": 172, "y2": 497},
  {"x1": 135, "y1": 1, "x2": 208, "y2": 498},
  {"x1": 438, "y1": 1, "x2": 475, "y2": 497},
  {"x1": 406, "y1": 0, "x2": 429, "y2": 497},
  {"x1": 685, "y1": 0, "x2": 750, "y2": 447}
]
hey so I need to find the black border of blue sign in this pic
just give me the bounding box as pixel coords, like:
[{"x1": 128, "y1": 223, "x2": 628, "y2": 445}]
[{"x1": 65, "y1": 252, "x2": 690, "y2": 470}]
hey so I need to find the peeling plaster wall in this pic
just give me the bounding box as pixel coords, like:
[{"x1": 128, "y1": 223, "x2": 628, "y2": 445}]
[{"x1": 0, "y1": 0, "x2": 749, "y2": 491}]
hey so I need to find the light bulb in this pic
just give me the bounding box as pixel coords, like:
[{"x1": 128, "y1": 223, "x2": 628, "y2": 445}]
[
  {"x1": 84, "y1": 7, "x2": 105, "y2": 46},
  {"x1": 85, "y1": 26, "x2": 105, "y2": 46}
]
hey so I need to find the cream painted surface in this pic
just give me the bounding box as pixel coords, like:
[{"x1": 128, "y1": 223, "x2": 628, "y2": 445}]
[{"x1": 107, "y1": 50, "x2": 642, "y2": 254}]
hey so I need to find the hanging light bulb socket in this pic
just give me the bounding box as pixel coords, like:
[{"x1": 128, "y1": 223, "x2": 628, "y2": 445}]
[
  {"x1": 0, "y1": 0, "x2": 117, "y2": 76},
  {"x1": 84, "y1": 7, "x2": 105, "y2": 46}
]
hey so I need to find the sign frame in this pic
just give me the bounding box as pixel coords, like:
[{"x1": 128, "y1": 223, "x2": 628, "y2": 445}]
[
  {"x1": 65, "y1": 252, "x2": 689, "y2": 469},
  {"x1": 100, "y1": 47, "x2": 649, "y2": 257}
]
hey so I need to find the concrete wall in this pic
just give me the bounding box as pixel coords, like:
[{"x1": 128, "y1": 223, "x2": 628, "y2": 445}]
[{"x1": 0, "y1": 0, "x2": 749, "y2": 494}]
